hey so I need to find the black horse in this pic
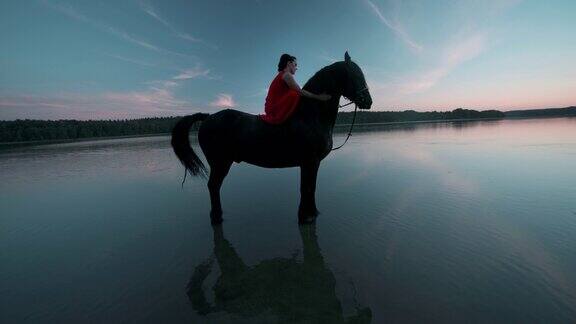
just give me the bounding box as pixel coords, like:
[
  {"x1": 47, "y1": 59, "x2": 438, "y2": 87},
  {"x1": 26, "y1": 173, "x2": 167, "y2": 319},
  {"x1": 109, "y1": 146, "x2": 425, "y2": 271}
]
[{"x1": 171, "y1": 52, "x2": 372, "y2": 224}]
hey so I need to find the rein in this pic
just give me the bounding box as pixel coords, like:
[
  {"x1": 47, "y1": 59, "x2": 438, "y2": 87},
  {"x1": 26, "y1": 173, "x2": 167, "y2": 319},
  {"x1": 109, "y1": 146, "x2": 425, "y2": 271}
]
[
  {"x1": 331, "y1": 84, "x2": 367, "y2": 151},
  {"x1": 331, "y1": 101, "x2": 358, "y2": 151}
]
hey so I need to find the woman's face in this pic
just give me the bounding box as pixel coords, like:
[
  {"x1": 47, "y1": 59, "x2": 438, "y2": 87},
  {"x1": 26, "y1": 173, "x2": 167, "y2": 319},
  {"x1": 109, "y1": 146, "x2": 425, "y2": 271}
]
[{"x1": 287, "y1": 60, "x2": 298, "y2": 74}]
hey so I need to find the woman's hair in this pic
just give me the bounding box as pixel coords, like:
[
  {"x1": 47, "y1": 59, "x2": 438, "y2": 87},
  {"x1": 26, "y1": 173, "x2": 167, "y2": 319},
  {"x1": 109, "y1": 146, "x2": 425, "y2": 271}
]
[{"x1": 277, "y1": 54, "x2": 296, "y2": 72}]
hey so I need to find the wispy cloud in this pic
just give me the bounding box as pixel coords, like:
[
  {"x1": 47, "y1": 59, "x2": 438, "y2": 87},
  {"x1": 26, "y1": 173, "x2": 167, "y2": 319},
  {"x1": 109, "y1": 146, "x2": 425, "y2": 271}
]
[
  {"x1": 138, "y1": 0, "x2": 218, "y2": 50},
  {"x1": 103, "y1": 88, "x2": 187, "y2": 109},
  {"x1": 400, "y1": 32, "x2": 487, "y2": 94},
  {"x1": 139, "y1": 0, "x2": 200, "y2": 42},
  {"x1": 43, "y1": 0, "x2": 191, "y2": 58},
  {"x1": 367, "y1": 30, "x2": 488, "y2": 107},
  {"x1": 365, "y1": 0, "x2": 423, "y2": 53},
  {"x1": 210, "y1": 94, "x2": 236, "y2": 108},
  {"x1": 173, "y1": 66, "x2": 211, "y2": 80},
  {"x1": 145, "y1": 80, "x2": 179, "y2": 89},
  {"x1": 101, "y1": 53, "x2": 155, "y2": 67},
  {"x1": 363, "y1": 0, "x2": 529, "y2": 110}
]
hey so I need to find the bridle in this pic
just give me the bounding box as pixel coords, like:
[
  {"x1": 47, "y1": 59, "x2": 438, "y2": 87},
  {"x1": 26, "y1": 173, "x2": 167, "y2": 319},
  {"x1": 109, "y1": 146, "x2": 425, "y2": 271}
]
[{"x1": 332, "y1": 85, "x2": 369, "y2": 151}]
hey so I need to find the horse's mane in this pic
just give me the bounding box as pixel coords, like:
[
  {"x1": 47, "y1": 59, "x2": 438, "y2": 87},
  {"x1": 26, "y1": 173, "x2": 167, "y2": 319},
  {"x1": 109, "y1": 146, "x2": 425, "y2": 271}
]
[
  {"x1": 303, "y1": 61, "x2": 345, "y2": 94},
  {"x1": 290, "y1": 61, "x2": 346, "y2": 123}
]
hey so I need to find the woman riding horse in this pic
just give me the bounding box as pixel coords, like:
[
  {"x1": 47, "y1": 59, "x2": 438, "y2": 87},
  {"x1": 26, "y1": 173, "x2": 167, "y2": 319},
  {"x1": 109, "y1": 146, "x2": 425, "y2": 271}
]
[
  {"x1": 260, "y1": 54, "x2": 331, "y2": 124},
  {"x1": 171, "y1": 52, "x2": 372, "y2": 224}
]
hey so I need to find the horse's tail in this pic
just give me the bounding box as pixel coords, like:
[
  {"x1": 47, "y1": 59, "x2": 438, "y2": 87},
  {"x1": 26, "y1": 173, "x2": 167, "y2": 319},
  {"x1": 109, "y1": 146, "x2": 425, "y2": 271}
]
[{"x1": 171, "y1": 113, "x2": 210, "y2": 184}]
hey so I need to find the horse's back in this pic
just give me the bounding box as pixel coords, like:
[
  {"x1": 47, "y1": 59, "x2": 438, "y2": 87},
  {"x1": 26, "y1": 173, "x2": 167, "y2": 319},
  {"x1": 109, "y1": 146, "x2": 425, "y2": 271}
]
[
  {"x1": 198, "y1": 109, "x2": 310, "y2": 167},
  {"x1": 198, "y1": 109, "x2": 253, "y2": 153},
  {"x1": 200, "y1": 109, "x2": 276, "y2": 138}
]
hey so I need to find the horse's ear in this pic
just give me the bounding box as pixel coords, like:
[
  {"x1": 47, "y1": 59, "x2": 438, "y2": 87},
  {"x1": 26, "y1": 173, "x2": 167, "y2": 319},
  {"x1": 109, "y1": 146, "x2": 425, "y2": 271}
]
[{"x1": 345, "y1": 51, "x2": 351, "y2": 63}]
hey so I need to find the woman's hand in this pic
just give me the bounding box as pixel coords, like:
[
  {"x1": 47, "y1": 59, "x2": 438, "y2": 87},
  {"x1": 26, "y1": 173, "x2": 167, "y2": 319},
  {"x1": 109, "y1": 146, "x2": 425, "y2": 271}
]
[{"x1": 282, "y1": 71, "x2": 331, "y2": 102}]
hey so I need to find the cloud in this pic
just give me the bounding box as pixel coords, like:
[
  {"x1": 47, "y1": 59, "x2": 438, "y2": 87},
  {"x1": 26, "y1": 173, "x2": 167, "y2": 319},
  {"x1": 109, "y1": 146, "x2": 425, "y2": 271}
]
[
  {"x1": 138, "y1": 0, "x2": 218, "y2": 50},
  {"x1": 363, "y1": 0, "x2": 527, "y2": 110},
  {"x1": 43, "y1": 0, "x2": 191, "y2": 58},
  {"x1": 145, "y1": 80, "x2": 179, "y2": 89},
  {"x1": 368, "y1": 30, "x2": 488, "y2": 104},
  {"x1": 173, "y1": 67, "x2": 211, "y2": 80},
  {"x1": 444, "y1": 32, "x2": 487, "y2": 66},
  {"x1": 210, "y1": 94, "x2": 236, "y2": 108},
  {"x1": 401, "y1": 32, "x2": 487, "y2": 94},
  {"x1": 0, "y1": 78, "x2": 199, "y2": 120},
  {"x1": 101, "y1": 53, "x2": 155, "y2": 67},
  {"x1": 103, "y1": 88, "x2": 186, "y2": 109},
  {"x1": 365, "y1": 0, "x2": 423, "y2": 53},
  {"x1": 139, "y1": 0, "x2": 201, "y2": 42}
]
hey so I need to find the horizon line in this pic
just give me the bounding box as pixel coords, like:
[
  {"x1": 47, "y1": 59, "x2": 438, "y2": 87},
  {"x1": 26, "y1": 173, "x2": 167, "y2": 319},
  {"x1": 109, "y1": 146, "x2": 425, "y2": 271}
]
[{"x1": 1, "y1": 106, "x2": 574, "y2": 122}]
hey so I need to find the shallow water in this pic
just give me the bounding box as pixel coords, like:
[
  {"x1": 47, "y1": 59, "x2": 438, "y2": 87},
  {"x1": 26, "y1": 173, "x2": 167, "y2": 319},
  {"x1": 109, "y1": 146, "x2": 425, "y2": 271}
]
[{"x1": 1, "y1": 117, "x2": 575, "y2": 322}]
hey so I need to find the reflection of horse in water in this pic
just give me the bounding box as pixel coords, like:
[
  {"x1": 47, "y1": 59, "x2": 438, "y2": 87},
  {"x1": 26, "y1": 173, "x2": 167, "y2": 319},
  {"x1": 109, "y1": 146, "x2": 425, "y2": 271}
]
[
  {"x1": 187, "y1": 225, "x2": 372, "y2": 323},
  {"x1": 171, "y1": 52, "x2": 372, "y2": 224}
]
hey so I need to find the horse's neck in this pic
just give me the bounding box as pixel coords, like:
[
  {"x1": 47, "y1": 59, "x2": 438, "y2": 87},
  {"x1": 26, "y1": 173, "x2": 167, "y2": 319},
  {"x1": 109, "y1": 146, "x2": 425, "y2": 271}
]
[
  {"x1": 295, "y1": 64, "x2": 344, "y2": 132},
  {"x1": 319, "y1": 97, "x2": 341, "y2": 134},
  {"x1": 293, "y1": 97, "x2": 341, "y2": 135},
  {"x1": 303, "y1": 63, "x2": 344, "y2": 95}
]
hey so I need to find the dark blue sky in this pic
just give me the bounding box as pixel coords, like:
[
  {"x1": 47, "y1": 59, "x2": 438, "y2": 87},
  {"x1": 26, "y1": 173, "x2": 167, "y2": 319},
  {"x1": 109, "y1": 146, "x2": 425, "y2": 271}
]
[{"x1": 1, "y1": 0, "x2": 574, "y2": 120}]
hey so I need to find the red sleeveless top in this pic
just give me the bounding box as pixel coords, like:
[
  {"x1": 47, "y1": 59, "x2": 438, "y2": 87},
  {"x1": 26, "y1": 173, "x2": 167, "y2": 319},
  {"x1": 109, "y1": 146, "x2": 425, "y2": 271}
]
[{"x1": 259, "y1": 71, "x2": 301, "y2": 124}]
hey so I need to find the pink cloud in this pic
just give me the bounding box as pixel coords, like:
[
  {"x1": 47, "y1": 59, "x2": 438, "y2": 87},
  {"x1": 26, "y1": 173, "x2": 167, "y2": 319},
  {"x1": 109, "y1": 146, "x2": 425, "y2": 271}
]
[
  {"x1": 103, "y1": 88, "x2": 187, "y2": 108},
  {"x1": 0, "y1": 88, "x2": 200, "y2": 120},
  {"x1": 209, "y1": 94, "x2": 236, "y2": 108},
  {"x1": 366, "y1": 73, "x2": 576, "y2": 111}
]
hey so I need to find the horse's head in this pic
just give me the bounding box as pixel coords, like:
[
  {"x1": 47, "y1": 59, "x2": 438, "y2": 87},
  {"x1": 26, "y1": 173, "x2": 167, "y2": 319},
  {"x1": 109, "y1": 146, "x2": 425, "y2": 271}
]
[{"x1": 342, "y1": 52, "x2": 372, "y2": 110}]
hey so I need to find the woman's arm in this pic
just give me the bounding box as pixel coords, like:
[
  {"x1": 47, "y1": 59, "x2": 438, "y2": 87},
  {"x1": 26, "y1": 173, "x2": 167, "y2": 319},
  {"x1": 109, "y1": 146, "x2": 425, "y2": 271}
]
[{"x1": 283, "y1": 72, "x2": 331, "y2": 101}]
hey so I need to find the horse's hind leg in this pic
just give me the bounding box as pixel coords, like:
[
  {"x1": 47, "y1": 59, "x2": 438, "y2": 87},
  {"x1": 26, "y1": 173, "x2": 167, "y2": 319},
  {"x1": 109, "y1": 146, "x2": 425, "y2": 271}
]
[{"x1": 207, "y1": 159, "x2": 232, "y2": 224}]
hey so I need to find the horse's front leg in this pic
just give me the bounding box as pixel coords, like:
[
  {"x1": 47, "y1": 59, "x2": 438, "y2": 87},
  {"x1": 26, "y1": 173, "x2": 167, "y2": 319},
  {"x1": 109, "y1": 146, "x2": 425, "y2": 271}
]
[
  {"x1": 298, "y1": 160, "x2": 320, "y2": 224},
  {"x1": 207, "y1": 160, "x2": 232, "y2": 224}
]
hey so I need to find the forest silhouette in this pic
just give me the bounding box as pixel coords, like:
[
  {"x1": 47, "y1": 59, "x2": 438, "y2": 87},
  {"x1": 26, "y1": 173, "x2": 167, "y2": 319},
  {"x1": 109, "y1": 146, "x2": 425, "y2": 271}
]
[{"x1": 2, "y1": 107, "x2": 574, "y2": 143}]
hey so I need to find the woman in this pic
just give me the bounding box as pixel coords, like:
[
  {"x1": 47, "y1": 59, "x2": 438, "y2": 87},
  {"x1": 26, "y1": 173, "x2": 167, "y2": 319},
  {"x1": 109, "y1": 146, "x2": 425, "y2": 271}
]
[{"x1": 260, "y1": 54, "x2": 331, "y2": 124}]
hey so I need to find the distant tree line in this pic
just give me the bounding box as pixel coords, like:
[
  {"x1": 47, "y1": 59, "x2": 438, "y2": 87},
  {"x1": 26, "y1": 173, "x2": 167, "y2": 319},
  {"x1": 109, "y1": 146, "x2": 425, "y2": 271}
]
[
  {"x1": 2, "y1": 106, "x2": 574, "y2": 143},
  {"x1": 503, "y1": 106, "x2": 575, "y2": 118},
  {"x1": 335, "y1": 108, "x2": 504, "y2": 124},
  {"x1": 0, "y1": 117, "x2": 191, "y2": 143}
]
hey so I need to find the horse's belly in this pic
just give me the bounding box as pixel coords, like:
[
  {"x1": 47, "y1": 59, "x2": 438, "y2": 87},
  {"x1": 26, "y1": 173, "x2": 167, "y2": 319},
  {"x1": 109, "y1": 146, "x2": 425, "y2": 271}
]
[
  {"x1": 240, "y1": 159, "x2": 299, "y2": 168},
  {"x1": 235, "y1": 149, "x2": 300, "y2": 168}
]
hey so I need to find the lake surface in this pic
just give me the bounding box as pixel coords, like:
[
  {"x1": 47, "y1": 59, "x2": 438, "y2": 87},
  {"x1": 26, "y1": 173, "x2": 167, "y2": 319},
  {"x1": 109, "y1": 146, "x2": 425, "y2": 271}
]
[{"x1": 1, "y1": 117, "x2": 575, "y2": 323}]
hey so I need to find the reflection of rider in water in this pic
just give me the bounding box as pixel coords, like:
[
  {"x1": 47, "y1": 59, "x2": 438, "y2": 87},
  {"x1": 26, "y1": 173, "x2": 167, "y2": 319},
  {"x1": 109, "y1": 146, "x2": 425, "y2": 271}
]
[
  {"x1": 259, "y1": 54, "x2": 332, "y2": 125},
  {"x1": 187, "y1": 225, "x2": 372, "y2": 323}
]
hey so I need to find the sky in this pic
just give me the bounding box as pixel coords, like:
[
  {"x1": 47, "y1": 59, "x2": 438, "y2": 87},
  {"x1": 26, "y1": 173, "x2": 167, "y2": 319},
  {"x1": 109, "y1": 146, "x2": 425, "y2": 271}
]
[{"x1": 0, "y1": 0, "x2": 575, "y2": 120}]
